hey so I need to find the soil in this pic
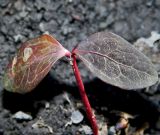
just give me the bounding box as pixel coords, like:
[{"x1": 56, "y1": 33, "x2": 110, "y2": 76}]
[{"x1": 0, "y1": 0, "x2": 160, "y2": 135}]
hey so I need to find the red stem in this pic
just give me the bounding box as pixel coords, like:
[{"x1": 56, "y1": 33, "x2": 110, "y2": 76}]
[{"x1": 71, "y1": 54, "x2": 98, "y2": 135}]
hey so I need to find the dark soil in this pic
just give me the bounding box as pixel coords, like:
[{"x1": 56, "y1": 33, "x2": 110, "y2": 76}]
[{"x1": 0, "y1": 0, "x2": 160, "y2": 135}]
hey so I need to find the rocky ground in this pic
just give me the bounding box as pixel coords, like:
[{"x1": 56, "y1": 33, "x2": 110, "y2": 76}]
[{"x1": 0, "y1": 0, "x2": 160, "y2": 135}]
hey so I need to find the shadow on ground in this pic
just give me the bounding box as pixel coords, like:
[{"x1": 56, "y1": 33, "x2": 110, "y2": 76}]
[{"x1": 2, "y1": 73, "x2": 159, "y2": 133}]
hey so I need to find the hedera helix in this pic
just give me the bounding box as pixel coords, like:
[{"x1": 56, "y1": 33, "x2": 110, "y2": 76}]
[{"x1": 3, "y1": 31, "x2": 158, "y2": 135}]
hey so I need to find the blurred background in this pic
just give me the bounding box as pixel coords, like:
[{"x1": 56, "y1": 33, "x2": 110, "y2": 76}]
[{"x1": 0, "y1": 0, "x2": 160, "y2": 135}]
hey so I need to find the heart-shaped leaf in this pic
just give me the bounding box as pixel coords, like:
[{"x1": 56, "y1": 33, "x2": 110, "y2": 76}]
[
  {"x1": 74, "y1": 32, "x2": 158, "y2": 89},
  {"x1": 3, "y1": 34, "x2": 69, "y2": 93}
]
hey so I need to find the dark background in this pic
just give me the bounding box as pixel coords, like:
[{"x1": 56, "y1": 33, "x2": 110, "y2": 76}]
[{"x1": 0, "y1": 0, "x2": 160, "y2": 134}]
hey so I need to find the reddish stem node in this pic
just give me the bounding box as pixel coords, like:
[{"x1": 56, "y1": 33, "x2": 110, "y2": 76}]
[
  {"x1": 71, "y1": 54, "x2": 98, "y2": 135},
  {"x1": 64, "y1": 49, "x2": 71, "y2": 58}
]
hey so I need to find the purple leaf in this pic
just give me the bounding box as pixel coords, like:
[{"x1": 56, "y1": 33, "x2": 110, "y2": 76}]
[
  {"x1": 3, "y1": 34, "x2": 69, "y2": 93},
  {"x1": 74, "y1": 32, "x2": 158, "y2": 89}
]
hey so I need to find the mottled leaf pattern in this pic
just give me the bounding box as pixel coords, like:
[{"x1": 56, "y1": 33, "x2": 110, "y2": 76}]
[
  {"x1": 3, "y1": 34, "x2": 68, "y2": 93},
  {"x1": 75, "y1": 32, "x2": 158, "y2": 89}
]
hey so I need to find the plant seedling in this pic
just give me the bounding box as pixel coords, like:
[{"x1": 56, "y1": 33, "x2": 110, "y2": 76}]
[{"x1": 3, "y1": 32, "x2": 158, "y2": 135}]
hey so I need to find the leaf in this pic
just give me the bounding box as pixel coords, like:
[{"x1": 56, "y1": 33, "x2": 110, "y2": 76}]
[
  {"x1": 3, "y1": 34, "x2": 69, "y2": 93},
  {"x1": 74, "y1": 32, "x2": 158, "y2": 89}
]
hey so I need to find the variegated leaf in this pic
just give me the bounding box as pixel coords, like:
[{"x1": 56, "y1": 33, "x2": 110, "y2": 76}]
[
  {"x1": 3, "y1": 34, "x2": 69, "y2": 93},
  {"x1": 74, "y1": 32, "x2": 158, "y2": 89}
]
